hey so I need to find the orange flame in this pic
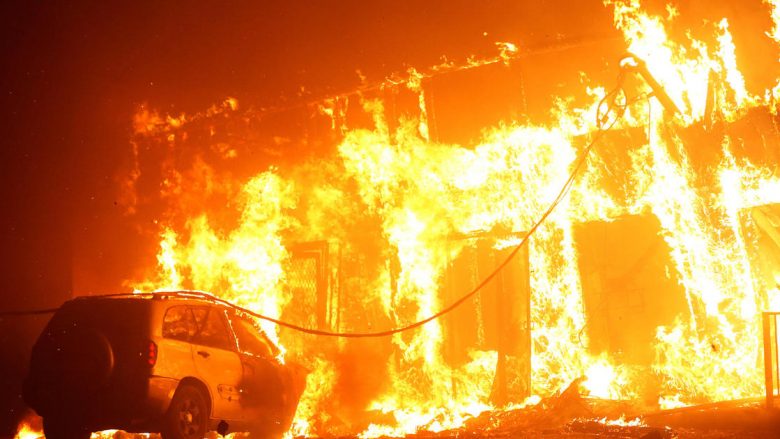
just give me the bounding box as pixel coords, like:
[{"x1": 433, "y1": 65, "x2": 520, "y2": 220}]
[
  {"x1": 14, "y1": 422, "x2": 42, "y2": 439},
  {"x1": 123, "y1": 0, "x2": 780, "y2": 435}
]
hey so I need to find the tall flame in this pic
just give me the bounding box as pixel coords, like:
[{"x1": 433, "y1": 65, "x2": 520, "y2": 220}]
[{"x1": 124, "y1": 0, "x2": 780, "y2": 436}]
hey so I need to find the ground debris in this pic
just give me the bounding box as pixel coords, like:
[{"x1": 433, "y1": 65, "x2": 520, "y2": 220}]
[
  {"x1": 402, "y1": 383, "x2": 780, "y2": 439},
  {"x1": 461, "y1": 378, "x2": 592, "y2": 433},
  {"x1": 567, "y1": 419, "x2": 672, "y2": 438},
  {"x1": 392, "y1": 378, "x2": 662, "y2": 437}
]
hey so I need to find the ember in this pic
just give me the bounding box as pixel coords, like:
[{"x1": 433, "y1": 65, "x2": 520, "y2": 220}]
[{"x1": 5, "y1": 0, "x2": 780, "y2": 438}]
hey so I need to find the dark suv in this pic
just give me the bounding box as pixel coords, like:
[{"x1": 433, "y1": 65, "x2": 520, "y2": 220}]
[{"x1": 23, "y1": 291, "x2": 307, "y2": 439}]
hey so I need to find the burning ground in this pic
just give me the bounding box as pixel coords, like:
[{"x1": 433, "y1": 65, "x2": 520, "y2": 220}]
[{"x1": 9, "y1": 0, "x2": 780, "y2": 437}]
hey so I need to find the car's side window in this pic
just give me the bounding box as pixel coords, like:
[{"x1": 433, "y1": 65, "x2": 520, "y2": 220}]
[
  {"x1": 229, "y1": 314, "x2": 277, "y2": 359},
  {"x1": 191, "y1": 306, "x2": 233, "y2": 351},
  {"x1": 162, "y1": 305, "x2": 196, "y2": 341}
]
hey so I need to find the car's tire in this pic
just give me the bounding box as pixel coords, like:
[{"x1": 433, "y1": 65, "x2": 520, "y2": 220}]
[
  {"x1": 42, "y1": 416, "x2": 91, "y2": 439},
  {"x1": 162, "y1": 384, "x2": 209, "y2": 439}
]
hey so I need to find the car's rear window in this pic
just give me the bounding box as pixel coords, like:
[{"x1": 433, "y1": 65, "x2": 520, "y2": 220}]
[
  {"x1": 49, "y1": 298, "x2": 149, "y2": 336},
  {"x1": 191, "y1": 306, "x2": 233, "y2": 350}
]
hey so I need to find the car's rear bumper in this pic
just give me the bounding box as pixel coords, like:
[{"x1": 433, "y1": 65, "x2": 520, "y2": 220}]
[{"x1": 24, "y1": 373, "x2": 179, "y2": 431}]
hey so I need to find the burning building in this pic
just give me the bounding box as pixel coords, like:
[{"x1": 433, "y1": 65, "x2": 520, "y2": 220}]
[{"x1": 7, "y1": 0, "x2": 780, "y2": 437}]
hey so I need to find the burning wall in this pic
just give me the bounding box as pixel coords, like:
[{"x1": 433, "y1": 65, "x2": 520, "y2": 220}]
[
  {"x1": 749, "y1": 205, "x2": 780, "y2": 308},
  {"x1": 576, "y1": 214, "x2": 688, "y2": 369},
  {"x1": 67, "y1": 0, "x2": 780, "y2": 436}
]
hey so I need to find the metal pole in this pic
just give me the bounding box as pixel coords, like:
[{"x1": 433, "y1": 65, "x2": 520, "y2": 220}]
[
  {"x1": 764, "y1": 312, "x2": 774, "y2": 409},
  {"x1": 775, "y1": 315, "x2": 780, "y2": 408}
]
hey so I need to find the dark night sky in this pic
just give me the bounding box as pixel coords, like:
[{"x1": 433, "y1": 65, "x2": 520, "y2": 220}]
[{"x1": 0, "y1": 0, "x2": 775, "y2": 433}]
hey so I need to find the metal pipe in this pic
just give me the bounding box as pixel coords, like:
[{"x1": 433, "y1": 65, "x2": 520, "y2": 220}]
[
  {"x1": 764, "y1": 312, "x2": 774, "y2": 409},
  {"x1": 619, "y1": 53, "x2": 683, "y2": 117}
]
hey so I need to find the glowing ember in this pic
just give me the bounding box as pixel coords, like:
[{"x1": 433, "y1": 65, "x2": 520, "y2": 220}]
[{"x1": 595, "y1": 416, "x2": 645, "y2": 427}]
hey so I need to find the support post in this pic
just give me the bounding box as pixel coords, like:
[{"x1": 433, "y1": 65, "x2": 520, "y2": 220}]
[{"x1": 765, "y1": 312, "x2": 775, "y2": 410}]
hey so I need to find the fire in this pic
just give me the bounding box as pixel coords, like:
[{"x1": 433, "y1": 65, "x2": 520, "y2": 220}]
[
  {"x1": 360, "y1": 350, "x2": 496, "y2": 437},
  {"x1": 134, "y1": 171, "x2": 296, "y2": 348},
  {"x1": 291, "y1": 358, "x2": 336, "y2": 436},
  {"x1": 109, "y1": 0, "x2": 780, "y2": 436},
  {"x1": 595, "y1": 416, "x2": 645, "y2": 427},
  {"x1": 12, "y1": 417, "x2": 156, "y2": 439},
  {"x1": 14, "y1": 421, "x2": 42, "y2": 439},
  {"x1": 600, "y1": 0, "x2": 780, "y2": 409}
]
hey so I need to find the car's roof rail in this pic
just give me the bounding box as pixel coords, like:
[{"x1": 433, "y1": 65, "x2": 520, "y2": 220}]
[
  {"x1": 72, "y1": 292, "x2": 139, "y2": 300},
  {"x1": 150, "y1": 290, "x2": 220, "y2": 302},
  {"x1": 70, "y1": 290, "x2": 226, "y2": 304}
]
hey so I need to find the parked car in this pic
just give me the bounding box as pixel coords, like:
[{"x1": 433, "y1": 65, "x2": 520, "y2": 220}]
[{"x1": 23, "y1": 291, "x2": 307, "y2": 439}]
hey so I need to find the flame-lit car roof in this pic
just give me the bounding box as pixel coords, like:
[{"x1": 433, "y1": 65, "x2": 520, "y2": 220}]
[{"x1": 70, "y1": 290, "x2": 225, "y2": 303}]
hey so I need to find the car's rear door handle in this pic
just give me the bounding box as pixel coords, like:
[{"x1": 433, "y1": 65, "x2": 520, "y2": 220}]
[{"x1": 197, "y1": 350, "x2": 210, "y2": 358}]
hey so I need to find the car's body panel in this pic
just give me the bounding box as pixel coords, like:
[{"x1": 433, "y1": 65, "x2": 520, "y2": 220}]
[
  {"x1": 24, "y1": 292, "x2": 306, "y2": 436},
  {"x1": 192, "y1": 343, "x2": 243, "y2": 420},
  {"x1": 154, "y1": 337, "x2": 196, "y2": 384}
]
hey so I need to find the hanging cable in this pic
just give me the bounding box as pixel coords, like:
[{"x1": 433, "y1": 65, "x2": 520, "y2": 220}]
[
  {"x1": 231, "y1": 133, "x2": 607, "y2": 337},
  {"x1": 1, "y1": 59, "x2": 637, "y2": 337}
]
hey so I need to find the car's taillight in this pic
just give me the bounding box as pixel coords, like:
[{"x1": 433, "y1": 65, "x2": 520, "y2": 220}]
[{"x1": 146, "y1": 340, "x2": 158, "y2": 367}]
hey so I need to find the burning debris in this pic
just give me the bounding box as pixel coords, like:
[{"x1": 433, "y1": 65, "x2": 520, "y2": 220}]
[
  {"x1": 15, "y1": 0, "x2": 780, "y2": 438},
  {"x1": 16, "y1": 379, "x2": 779, "y2": 438}
]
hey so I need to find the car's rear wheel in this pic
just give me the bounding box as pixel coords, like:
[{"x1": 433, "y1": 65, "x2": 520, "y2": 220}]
[
  {"x1": 42, "y1": 416, "x2": 91, "y2": 439},
  {"x1": 163, "y1": 384, "x2": 209, "y2": 439}
]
